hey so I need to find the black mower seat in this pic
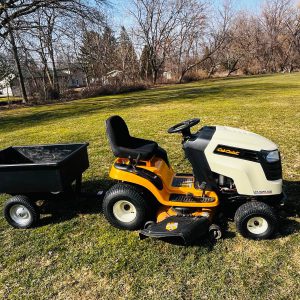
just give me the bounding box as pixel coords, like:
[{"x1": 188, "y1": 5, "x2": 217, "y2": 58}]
[{"x1": 106, "y1": 115, "x2": 169, "y2": 165}]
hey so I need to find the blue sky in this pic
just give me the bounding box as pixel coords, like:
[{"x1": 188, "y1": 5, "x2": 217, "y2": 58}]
[
  {"x1": 213, "y1": 0, "x2": 263, "y2": 11},
  {"x1": 108, "y1": 0, "x2": 264, "y2": 28}
]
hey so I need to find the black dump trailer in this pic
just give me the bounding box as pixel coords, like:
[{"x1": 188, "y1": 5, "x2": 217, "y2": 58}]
[{"x1": 0, "y1": 143, "x2": 89, "y2": 228}]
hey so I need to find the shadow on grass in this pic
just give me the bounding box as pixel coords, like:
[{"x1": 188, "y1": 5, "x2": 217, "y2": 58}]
[
  {"x1": 277, "y1": 180, "x2": 300, "y2": 237},
  {"x1": 39, "y1": 179, "x2": 110, "y2": 226},
  {"x1": 1, "y1": 80, "x2": 299, "y2": 134},
  {"x1": 283, "y1": 180, "x2": 300, "y2": 216}
]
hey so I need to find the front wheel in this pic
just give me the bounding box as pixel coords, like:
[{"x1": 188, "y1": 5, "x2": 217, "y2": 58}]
[
  {"x1": 4, "y1": 195, "x2": 39, "y2": 229},
  {"x1": 234, "y1": 201, "x2": 278, "y2": 240},
  {"x1": 102, "y1": 183, "x2": 150, "y2": 230}
]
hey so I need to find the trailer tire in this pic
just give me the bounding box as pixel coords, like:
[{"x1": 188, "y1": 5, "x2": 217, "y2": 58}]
[
  {"x1": 102, "y1": 183, "x2": 150, "y2": 230},
  {"x1": 234, "y1": 201, "x2": 277, "y2": 240},
  {"x1": 4, "y1": 195, "x2": 39, "y2": 229}
]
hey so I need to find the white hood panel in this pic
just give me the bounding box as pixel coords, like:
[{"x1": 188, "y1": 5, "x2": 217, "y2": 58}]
[
  {"x1": 212, "y1": 126, "x2": 277, "y2": 152},
  {"x1": 204, "y1": 126, "x2": 282, "y2": 195}
]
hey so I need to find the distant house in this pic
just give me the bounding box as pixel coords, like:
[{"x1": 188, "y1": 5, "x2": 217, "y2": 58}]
[
  {"x1": 0, "y1": 74, "x2": 16, "y2": 97},
  {"x1": 163, "y1": 71, "x2": 173, "y2": 80},
  {"x1": 58, "y1": 64, "x2": 87, "y2": 88},
  {"x1": 1, "y1": 64, "x2": 88, "y2": 97},
  {"x1": 102, "y1": 70, "x2": 123, "y2": 85}
]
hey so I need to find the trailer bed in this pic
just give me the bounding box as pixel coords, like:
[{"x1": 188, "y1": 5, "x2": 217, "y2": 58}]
[{"x1": 0, "y1": 143, "x2": 89, "y2": 194}]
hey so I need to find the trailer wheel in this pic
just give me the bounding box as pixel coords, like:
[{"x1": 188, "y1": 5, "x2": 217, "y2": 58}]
[
  {"x1": 234, "y1": 201, "x2": 277, "y2": 240},
  {"x1": 102, "y1": 183, "x2": 150, "y2": 230},
  {"x1": 4, "y1": 196, "x2": 39, "y2": 229}
]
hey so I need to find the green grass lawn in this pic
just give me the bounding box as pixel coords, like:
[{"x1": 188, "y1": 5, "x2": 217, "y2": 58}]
[{"x1": 0, "y1": 73, "x2": 299, "y2": 300}]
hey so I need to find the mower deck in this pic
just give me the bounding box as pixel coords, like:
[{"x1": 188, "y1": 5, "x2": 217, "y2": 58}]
[{"x1": 139, "y1": 215, "x2": 210, "y2": 245}]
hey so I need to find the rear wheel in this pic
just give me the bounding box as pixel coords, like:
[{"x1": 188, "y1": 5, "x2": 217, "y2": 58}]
[
  {"x1": 102, "y1": 183, "x2": 150, "y2": 230},
  {"x1": 4, "y1": 196, "x2": 39, "y2": 229},
  {"x1": 234, "y1": 201, "x2": 277, "y2": 240}
]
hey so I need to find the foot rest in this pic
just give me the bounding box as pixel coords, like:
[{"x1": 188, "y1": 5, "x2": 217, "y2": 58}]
[
  {"x1": 170, "y1": 193, "x2": 215, "y2": 203},
  {"x1": 172, "y1": 176, "x2": 194, "y2": 187}
]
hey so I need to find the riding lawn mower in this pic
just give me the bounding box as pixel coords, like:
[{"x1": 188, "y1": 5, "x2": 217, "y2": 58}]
[{"x1": 103, "y1": 116, "x2": 285, "y2": 244}]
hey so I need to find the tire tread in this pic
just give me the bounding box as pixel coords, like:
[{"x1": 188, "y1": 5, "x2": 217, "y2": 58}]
[
  {"x1": 4, "y1": 195, "x2": 39, "y2": 229},
  {"x1": 234, "y1": 201, "x2": 277, "y2": 240},
  {"x1": 102, "y1": 183, "x2": 150, "y2": 230}
]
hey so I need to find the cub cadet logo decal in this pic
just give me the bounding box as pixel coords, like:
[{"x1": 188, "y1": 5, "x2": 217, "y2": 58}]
[
  {"x1": 216, "y1": 147, "x2": 240, "y2": 156},
  {"x1": 166, "y1": 222, "x2": 178, "y2": 231}
]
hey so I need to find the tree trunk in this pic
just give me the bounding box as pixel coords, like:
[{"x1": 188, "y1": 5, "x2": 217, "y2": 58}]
[
  {"x1": 7, "y1": 18, "x2": 28, "y2": 103},
  {"x1": 153, "y1": 69, "x2": 158, "y2": 84},
  {"x1": 227, "y1": 60, "x2": 239, "y2": 77},
  {"x1": 179, "y1": 69, "x2": 187, "y2": 83},
  {"x1": 49, "y1": 48, "x2": 60, "y2": 98},
  {"x1": 208, "y1": 65, "x2": 216, "y2": 78},
  {"x1": 178, "y1": 55, "x2": 211, "y2": 83}
]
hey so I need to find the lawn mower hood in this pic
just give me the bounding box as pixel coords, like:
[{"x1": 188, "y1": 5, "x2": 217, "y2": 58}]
[{"x1": 184, "y1": 125, "x2": 282, "y2": 196}]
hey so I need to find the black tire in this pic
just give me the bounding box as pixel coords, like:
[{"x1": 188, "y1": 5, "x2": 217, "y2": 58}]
[
  {"x1": 234, "y1": 201, "x2": 278, "y2": 240},
  {"x1": 102, "y1": 183, "x2": 150, "y2": 230},
  {"x1": 4, "y1": 195, "x2": 39, "y2": 229},
  {"x1": 144, "y1": 220, "x2": 155, "y2": 229},
  {"x1": 209, "y1": 224, "x2": 222, "y2": 241}
]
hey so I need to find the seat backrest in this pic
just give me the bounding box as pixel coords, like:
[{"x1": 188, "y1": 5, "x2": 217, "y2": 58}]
[{"x1": 106, "y1": 115, "x2": 131, "y2": 156}]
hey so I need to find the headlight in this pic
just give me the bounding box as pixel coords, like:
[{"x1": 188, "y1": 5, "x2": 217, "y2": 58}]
[{"x1": 265, "y1": 150, "x2": 280, "y2": 163}]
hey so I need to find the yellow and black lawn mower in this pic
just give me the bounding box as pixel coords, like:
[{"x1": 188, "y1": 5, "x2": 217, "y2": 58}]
[{"x1": 103, "y1": 116, "x2": 285, "y2": 244}]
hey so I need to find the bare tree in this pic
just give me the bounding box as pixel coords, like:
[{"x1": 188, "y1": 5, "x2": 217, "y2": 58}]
[
  {"x1": 0, "y1": 53, "x2": 14, "y2": 79},
  {"x1": 260, "y1": 0, "x2": 295, "y2": 72},
  {"x1": 130, "y1": 0, "x2": 193, "y2": 83},
  {"x1": 0, "y1": 0, "x2": 106, "y2": 102},
  {"x1": 79, "y1": 24, "x2": 117, "y2": 85},
  {"x1": 117, "y1": 27, "x2": 139, "y2": 83},
  {"x1": 220, "y1": 12, "x2": 256, "y2": 76},
  {"x1": 178, "y1": 0, "x2": 234, "y2": 82},
  {"x1": 171, "y1": 0, "x2": 207, "y2": 82}
]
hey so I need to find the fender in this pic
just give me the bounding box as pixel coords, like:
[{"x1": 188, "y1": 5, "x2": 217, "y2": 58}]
[{"x1": 109, "y1": 159, "x2": 219, "y2": 208}]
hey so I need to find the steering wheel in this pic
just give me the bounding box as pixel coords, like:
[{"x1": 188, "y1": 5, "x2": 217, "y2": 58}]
[{"x1": 167, "y1": 118, "x2": 200, "y2": 136}]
